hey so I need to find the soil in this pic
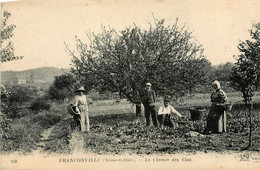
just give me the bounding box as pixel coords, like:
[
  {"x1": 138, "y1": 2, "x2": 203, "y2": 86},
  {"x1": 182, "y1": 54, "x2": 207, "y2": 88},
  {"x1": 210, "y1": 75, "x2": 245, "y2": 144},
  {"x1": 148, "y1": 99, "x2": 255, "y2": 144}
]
[
  {"x1": 38, "y1": 104, "x2": 260, "y2": 155},
  {"x1": 80, "y1": 113, "x2": 260, "y2": 155}
]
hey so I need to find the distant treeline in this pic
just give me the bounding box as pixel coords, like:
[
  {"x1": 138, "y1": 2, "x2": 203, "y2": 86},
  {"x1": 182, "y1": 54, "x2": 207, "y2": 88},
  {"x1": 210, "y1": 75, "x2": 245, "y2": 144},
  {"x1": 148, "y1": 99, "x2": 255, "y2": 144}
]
[{"x1": 1, "y1": 63, "x2": 236, "y2": 93}]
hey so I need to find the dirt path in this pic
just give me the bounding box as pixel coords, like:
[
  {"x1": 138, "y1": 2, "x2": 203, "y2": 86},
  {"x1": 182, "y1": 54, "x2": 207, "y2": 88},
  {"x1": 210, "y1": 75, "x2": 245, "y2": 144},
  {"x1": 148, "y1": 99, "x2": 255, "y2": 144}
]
[
  {"x1": 34, "y1": 116, "x2": 86, "y2": 154},
  {"x1": 35, "y1": 121, "x2": 64, "y2": 153},
  {"x1": 40, "y1": 126, "x2": 56, "y2": 141},
  {"x1": 68, "y1": 131, "x2": 85, "y2": 153}
]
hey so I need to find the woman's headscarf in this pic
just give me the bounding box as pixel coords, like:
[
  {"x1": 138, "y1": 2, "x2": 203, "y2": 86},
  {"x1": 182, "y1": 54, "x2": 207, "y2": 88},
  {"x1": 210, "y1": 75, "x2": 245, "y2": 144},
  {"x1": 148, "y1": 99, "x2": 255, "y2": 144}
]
[{"x1": 213, "y1": 80, "x2": 221, "y2": 89}]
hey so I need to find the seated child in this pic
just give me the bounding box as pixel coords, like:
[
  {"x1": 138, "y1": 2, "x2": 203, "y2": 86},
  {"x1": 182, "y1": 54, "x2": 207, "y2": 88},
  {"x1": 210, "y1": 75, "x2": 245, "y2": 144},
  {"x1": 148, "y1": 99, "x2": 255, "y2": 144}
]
[{"x1": 157, "y1": 98, "x2": 183, "y2": 127}]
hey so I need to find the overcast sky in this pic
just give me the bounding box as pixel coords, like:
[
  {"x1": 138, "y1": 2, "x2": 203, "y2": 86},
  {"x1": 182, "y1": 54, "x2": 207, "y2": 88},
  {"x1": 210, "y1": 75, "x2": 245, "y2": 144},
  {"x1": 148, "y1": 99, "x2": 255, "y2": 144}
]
[{"x1": 1, "y1": 0, "x2": 260, "y2": 71}]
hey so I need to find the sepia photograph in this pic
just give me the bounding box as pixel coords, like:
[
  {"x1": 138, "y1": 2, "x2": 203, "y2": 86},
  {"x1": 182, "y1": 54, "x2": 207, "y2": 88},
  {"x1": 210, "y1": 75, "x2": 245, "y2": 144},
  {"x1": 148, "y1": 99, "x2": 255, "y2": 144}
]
[{"x1": 1, "y1": 0, "x2": 260, "y2": 169}]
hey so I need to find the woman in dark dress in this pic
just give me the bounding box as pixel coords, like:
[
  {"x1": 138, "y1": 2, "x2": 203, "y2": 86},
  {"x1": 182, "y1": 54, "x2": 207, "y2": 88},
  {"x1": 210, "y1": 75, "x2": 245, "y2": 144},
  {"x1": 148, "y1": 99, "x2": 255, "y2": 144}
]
[{"x1": 206, "y1": 80, "x2": 228, "y2": 134}]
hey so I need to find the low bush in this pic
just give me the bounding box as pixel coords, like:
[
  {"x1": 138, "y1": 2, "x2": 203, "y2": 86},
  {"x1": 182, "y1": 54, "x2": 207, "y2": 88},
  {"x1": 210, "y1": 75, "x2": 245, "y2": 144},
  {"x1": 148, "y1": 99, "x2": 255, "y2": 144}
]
[
  {"x1": 8, "y1": 85, "x2": 35, "y2": 103},
  {"x1": 47, "y1": 85, "x2": 70, "y2": 101},
  {"x1": 30, "y1": 97, "x2": 51, "y2": 113},
  {"x1": 2, "y1": 103, "x2": 31, "y2": 119}
]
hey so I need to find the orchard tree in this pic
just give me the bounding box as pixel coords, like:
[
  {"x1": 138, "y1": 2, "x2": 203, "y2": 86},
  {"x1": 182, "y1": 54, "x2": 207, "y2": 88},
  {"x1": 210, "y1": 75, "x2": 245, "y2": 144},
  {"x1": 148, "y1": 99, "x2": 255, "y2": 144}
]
[
  {"x1": 1, "y1": 11, "x2": 22, "y2": 63},
  {"x1": 65, "y1": 19, "x2": 207, "y2": 116},
  {"x1": 230, "y1": 22, "x2": 260, "y2": 148}
]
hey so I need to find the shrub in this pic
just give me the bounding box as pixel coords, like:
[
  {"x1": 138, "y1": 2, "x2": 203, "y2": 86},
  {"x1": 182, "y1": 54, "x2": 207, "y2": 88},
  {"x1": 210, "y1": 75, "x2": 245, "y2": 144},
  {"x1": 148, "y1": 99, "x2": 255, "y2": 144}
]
[
  {"x1": 47, "y1": 74, "x2": 76, "y2": 101},
  {"x1": 30, "y1": 97, "x2": 51, "y2": 113},
  {"x1": 47, "y1": 85, "x2": 69, "y2": 101},
  {"x1": 8, "y1": 85, "x2": 35, "y2": 103},
  {"x1": 2, "y1": 103, "x2": 31, "y2": 119}
]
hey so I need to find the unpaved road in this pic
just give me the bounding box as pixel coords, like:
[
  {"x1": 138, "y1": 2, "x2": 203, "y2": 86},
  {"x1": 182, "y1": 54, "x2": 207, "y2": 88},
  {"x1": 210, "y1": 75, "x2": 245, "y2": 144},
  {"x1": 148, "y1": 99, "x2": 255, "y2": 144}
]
[{"x1": 69, "y1": 131, "x2": 85, "y2": 153}]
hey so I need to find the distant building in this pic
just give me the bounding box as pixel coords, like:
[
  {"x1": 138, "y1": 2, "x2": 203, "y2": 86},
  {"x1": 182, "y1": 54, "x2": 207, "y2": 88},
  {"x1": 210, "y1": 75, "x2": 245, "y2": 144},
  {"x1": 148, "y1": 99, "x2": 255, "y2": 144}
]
[
  {"x1": 18, "y1": 79, "x2": 27, "y2": 84},
  {"x1": 13, "y1": 77, "x2": 27, "y2": 85}
]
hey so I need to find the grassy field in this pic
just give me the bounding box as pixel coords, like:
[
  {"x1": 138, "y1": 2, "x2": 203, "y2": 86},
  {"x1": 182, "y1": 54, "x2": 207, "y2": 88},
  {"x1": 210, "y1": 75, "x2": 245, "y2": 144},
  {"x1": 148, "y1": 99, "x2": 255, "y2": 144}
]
[
  {"x1": 1, "y1": 92, "x2": 260, "y2": 155},
  {"x1": 89, "y1": 92, "x2": 260, "y2": 118}
]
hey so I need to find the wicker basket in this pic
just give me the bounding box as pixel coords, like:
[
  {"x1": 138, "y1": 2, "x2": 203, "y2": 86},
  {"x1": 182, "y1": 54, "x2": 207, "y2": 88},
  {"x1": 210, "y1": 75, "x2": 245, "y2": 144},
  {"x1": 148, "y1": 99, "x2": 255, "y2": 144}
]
[
  {"x1": 189, "y1": 107, "x2": 206, "y2": 121},
  {"x1": 67, "y1": 104, "x2": 79, "y2": 115}
]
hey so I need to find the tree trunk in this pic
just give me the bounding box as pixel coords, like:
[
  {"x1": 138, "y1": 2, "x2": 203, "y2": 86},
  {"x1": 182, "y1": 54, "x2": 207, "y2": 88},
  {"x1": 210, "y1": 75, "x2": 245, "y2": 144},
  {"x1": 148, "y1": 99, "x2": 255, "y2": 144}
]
[
  {"x1": 136, "y1": 103, "x2": 141, "y2": 117},
  {"x1": 119, "y1": 90, "x2": 122, "y2": 99},
  {"x1": 248, "y1": 103, "x2": 253, "y2": 148}
]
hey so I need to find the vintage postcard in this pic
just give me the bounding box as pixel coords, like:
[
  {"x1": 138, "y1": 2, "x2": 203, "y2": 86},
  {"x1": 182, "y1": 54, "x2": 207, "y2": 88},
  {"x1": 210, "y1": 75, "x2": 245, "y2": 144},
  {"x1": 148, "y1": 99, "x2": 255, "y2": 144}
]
[{"x1": 1, "y1": 0, "x2": 260, "y2": 169}]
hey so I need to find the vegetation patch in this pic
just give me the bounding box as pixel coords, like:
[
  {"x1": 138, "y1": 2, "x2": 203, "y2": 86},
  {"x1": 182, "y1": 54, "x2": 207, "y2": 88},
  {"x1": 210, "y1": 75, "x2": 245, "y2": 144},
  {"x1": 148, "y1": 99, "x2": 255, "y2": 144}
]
[
  {"x1": 30, "y1": 97, "x2": 51, "y2": 113},
  {"x1": 1, "y1": 110, "x2": 62, "y2": 154},
  {"x1": 42, "y1": 118, "x2": 71, "y2": 154}
]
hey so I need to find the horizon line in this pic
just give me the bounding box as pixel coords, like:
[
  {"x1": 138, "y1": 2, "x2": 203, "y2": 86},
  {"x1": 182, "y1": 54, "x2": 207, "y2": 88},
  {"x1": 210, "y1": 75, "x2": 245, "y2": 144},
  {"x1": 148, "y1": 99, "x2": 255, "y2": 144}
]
[
  {"x1": 1, "y1": 66, "x2": 72, "y2": 72},
  {"x1": 1, "y1": 61, "x2": 236, "y2": 72}
]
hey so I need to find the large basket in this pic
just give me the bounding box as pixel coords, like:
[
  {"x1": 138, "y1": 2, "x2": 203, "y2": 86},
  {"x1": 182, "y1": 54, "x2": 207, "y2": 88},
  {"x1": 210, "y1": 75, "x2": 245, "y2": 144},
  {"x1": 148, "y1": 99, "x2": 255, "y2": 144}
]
[
  {"x1": 67, "y1": 104, "x2": 79, "y2": 115},
  {"x1": 189, "y1": 107, "x2": 206, "y2": 121}
]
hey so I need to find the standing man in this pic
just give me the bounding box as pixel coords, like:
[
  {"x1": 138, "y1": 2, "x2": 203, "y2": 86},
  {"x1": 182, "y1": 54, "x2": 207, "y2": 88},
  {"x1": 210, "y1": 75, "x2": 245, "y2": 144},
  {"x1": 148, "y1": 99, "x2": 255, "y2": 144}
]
[{"x1": 142, "y1": 82, "x2": 158, "y2": 127}]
